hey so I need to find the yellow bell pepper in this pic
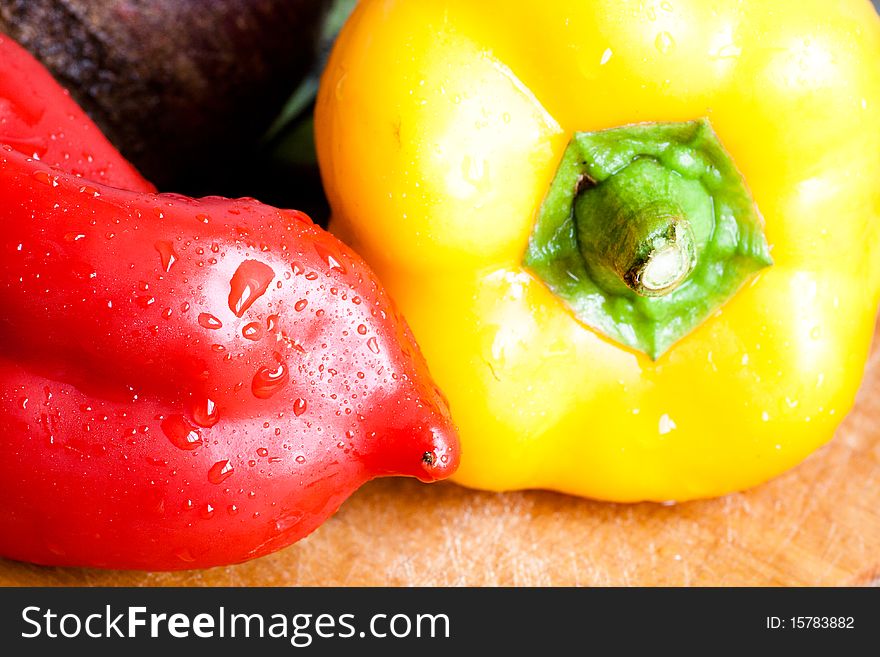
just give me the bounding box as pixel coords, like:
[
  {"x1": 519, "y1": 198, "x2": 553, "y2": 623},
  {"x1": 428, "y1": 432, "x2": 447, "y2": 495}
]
[{"x1": 315, "y1": 0, "x2": 880, "y2": 501}]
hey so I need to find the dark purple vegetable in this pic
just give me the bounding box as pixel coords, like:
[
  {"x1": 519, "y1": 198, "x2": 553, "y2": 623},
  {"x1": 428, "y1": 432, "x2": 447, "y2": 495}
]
[{"x1": 0, "y1": 0, "x2": 331, "y2": 189}]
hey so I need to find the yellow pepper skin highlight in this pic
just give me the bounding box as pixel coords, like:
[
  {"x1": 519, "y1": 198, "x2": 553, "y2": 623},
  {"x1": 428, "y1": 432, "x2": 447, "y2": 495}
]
[{"x1": 316, "y1": 0, "x2": 880, "y2": 501}]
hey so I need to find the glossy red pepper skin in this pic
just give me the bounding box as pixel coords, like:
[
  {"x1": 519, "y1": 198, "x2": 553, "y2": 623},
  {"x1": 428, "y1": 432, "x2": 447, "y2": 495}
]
[{"x1": 0, "y1": 38, "x2": 458, "y2": 570}]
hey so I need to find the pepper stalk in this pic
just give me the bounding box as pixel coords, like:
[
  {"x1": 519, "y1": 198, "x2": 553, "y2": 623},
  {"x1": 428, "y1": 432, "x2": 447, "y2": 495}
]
[{"x1": 524, "y1": 119, "x2": 772, "y2": 359}]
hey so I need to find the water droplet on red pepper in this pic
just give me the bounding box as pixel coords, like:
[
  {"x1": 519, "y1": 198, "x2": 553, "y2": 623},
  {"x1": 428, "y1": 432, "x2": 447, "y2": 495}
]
[
  {"x1": 32, "y1": 170, "x2": 58, "y2": 187},
  {"x1": 293, "y1": 398, "x2": 307, "y2": 416},
  {"x1": 161, "y1": 414, "x2": 203, "y2": 450},
  {"x1": 252, "y1": 361, "x2": 289, "y2": 399},
  {"x1": 242, "y1": 322, "x2": 263, "y2": 341},
  {"x1": 228, "y1": 259, "x2": 274, "y2": 317},
  {"x1": 367, "y1": 337, "x2": 380, "y2": 354},
  {"x1": 198, "y1": 313, "x2": 223, "y2": 330},
  {"x1": 208, "y1": 460, "x2": 234, "y2": 484},
  {"x1": 294, "y1": 299, "x2": 308, "y2": 312},
  {"x1": 313, "y1": 242, "x2": 347, "y2": 274},
  {"x1": 154, "y1": 240, "x2": 179, "y2": 272},
  {"x1": 357, "y1": 324, "x2": 368, "y2": 335},
  {"x1": 192, "y1": 397, "x2": 220, "y2": 428}
]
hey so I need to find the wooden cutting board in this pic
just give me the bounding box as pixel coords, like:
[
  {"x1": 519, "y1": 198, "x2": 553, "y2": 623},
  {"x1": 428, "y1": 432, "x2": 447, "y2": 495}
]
[{"x1": 2, "y1": 325, "x2": 880, "y2": 587}]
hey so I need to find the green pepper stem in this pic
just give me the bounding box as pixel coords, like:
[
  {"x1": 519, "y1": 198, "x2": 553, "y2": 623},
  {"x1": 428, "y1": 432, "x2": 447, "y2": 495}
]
[
  {"x1": 574, "y1": 158, "x2": 697, "y2": 298},
  {"x1": 631, "y1": 221, "x2": 696, "y2": 295},
  {"x1": 524, "y1": 119, "x2": 772, "y2": 358}
]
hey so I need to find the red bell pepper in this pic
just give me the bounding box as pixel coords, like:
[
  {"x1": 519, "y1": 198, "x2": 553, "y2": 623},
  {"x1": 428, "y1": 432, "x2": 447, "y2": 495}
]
[{"x1": 0, "y1": 35, "x2": 459, "y2": 570}]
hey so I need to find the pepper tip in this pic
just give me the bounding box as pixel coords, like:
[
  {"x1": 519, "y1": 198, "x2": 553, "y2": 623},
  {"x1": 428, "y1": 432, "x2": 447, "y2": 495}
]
[{"x1": 416, "y1": 426, "x2": 459, "y2": 483}]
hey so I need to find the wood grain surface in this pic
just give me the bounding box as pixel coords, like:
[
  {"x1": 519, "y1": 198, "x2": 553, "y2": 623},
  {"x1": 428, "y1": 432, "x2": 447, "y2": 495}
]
[{"x1": 2, "y1": 326, "x2": 880, "y2": 587}]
